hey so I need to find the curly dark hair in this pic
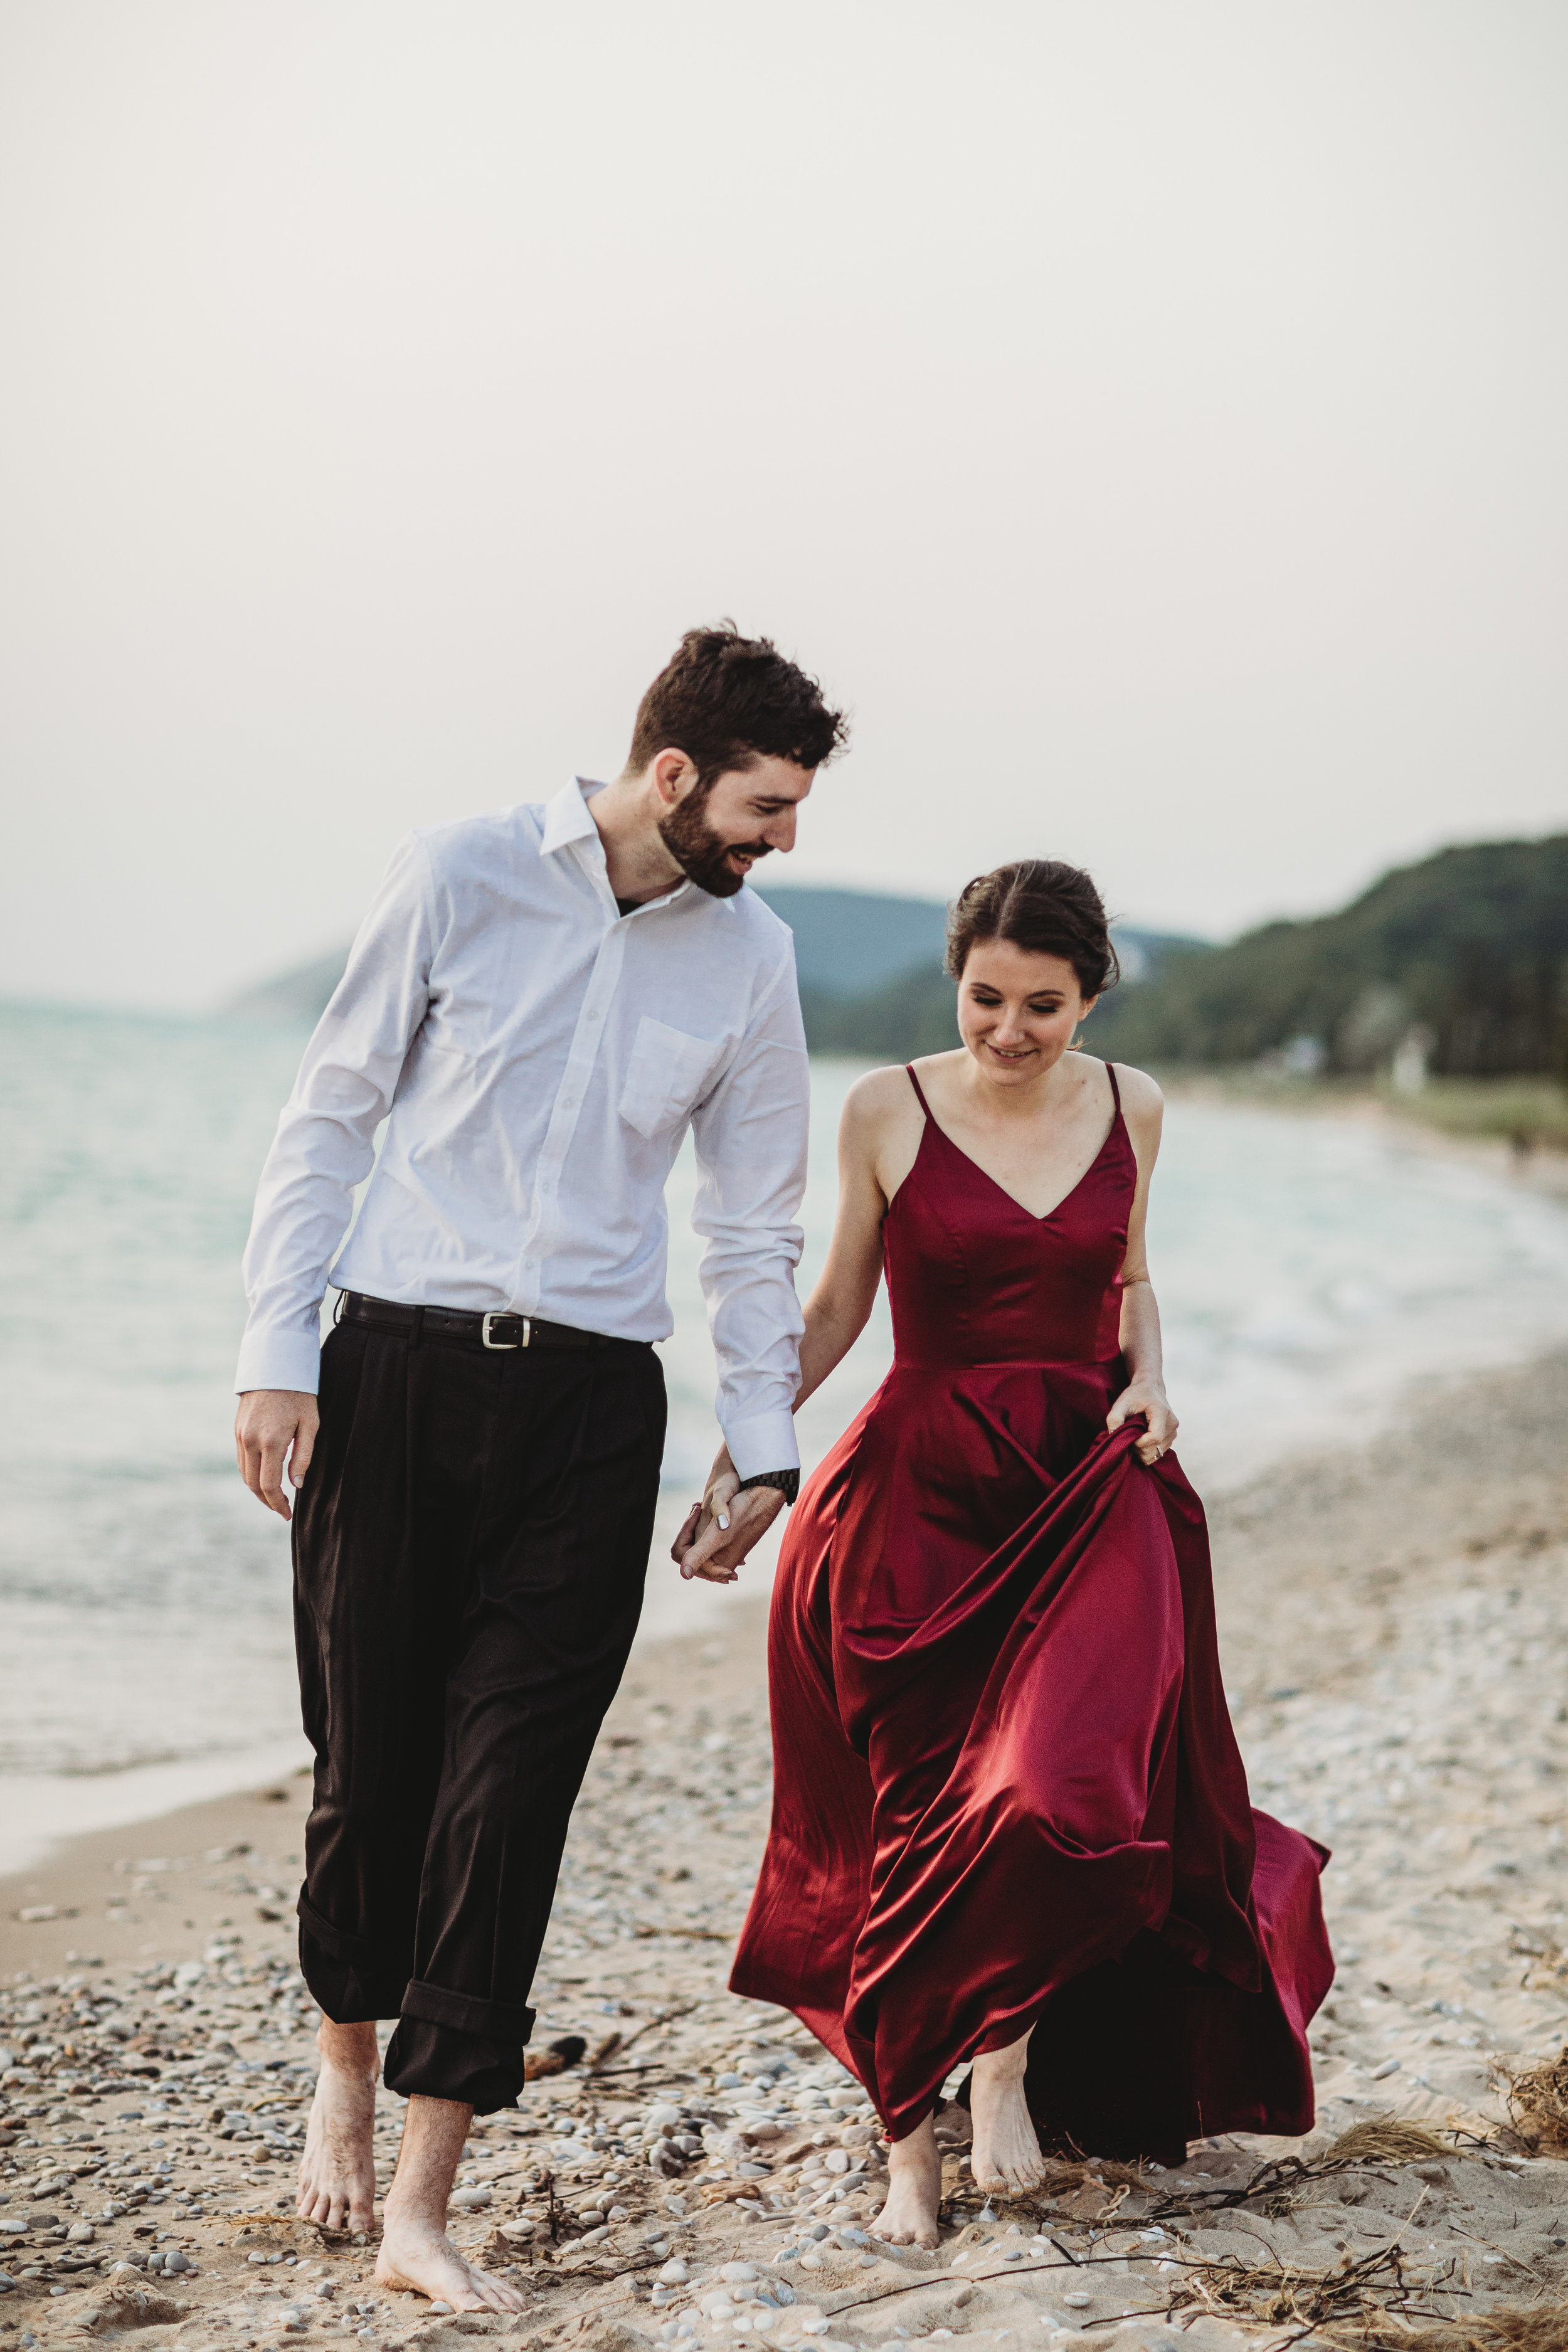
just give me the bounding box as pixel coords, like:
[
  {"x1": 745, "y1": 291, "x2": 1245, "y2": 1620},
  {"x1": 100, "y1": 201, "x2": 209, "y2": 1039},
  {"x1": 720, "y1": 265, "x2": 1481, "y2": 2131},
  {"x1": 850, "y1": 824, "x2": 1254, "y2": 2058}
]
[
  {"x1": 627, "y1": 621, "x2": 849, "y2": 790},
  {"x1": 945, "y1": 859, "x2": 1120, "y2": 999}
]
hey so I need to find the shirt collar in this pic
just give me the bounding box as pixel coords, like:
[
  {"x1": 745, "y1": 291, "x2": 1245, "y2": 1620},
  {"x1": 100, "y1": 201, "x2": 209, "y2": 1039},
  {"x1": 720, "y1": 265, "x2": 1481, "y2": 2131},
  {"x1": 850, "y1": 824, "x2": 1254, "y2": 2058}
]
[
  {"x1": 541, "y1": 776, "x2": 694, "y2": 915},
  {"x1": 540, "y1": 775, "x2": 605, "y2": 857}
]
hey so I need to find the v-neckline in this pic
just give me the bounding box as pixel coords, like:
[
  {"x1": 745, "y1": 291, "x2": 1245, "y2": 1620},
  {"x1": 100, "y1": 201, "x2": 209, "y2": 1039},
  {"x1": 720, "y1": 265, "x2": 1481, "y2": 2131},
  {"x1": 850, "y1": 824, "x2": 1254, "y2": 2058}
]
[{"x1": 911, "y1": 1098, "x2": 1125, "y2": 1225}]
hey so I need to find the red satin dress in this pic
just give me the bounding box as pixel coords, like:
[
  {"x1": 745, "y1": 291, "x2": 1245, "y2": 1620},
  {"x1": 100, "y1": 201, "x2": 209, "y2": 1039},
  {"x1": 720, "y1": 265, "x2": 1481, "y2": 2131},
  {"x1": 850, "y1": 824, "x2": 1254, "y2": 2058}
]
[{"x1": 731, "y1": 1062, "x2": 1333, "y2": 2161}]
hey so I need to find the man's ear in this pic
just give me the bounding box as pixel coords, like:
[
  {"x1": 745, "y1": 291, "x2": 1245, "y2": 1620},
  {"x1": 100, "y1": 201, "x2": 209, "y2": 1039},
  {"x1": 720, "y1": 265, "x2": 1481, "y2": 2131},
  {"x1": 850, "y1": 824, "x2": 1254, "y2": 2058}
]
[{"x1": 649, "y1": 748, "x2": 699, "y2": 807}]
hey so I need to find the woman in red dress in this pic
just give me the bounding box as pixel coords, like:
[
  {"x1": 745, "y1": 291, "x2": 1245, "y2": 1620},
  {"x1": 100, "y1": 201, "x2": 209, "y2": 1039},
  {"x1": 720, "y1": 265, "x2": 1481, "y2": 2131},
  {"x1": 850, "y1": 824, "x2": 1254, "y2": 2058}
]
[{"x1": 696, "y1": 861, "x2": 1332, "y2": 2249}]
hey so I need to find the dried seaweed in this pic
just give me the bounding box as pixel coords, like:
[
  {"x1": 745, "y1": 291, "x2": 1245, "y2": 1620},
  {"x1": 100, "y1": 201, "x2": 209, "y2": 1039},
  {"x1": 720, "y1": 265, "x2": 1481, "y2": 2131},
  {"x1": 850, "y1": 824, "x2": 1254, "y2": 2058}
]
[
  {"x1": 1157, "y1": 2238, "x2": 1568, "y2": 2352},
  {"x1": 1322, "y1": 2119, "x2": 1457, "y2": 2167},
  {"x1": 1161, "y1": 2240, "x2": 1462, "y2": 2349},
  {"x1": 1135, "y1": 2115, "x2": 1464, "y2": 2226},
  {"x1": 939, "y1": 2152, "x2": 1152, "y2": 2228},
  {"x1": 1505, "y1": 2046, "x2": 1568, "y2": 2156}
]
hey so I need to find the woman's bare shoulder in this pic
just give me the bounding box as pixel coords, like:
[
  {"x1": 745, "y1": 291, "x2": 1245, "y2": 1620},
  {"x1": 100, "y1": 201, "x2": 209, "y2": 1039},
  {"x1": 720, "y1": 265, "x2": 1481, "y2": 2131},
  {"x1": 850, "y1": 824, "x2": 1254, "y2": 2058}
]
[
  {"x1": 842, "y1": 1061, "x2": 922, "y2": 1133},
  {"x1": 1103, "y1": 1061, "x2": 1164, "y2": 1166},
  {"x1": 1106, "y1": 1060, "x2": 1163, "y2": 1120}
]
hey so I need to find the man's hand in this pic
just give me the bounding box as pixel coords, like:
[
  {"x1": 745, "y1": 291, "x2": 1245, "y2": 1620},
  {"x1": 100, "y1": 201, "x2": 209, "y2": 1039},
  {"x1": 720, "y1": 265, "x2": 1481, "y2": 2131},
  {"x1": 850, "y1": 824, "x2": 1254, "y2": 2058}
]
[
  {"x1": 670, "y1": 1449, "x2": 785, "y2": 1584},
  {"x1": 235, "y1": 1389, "x2": 320, "y2": 1520}
]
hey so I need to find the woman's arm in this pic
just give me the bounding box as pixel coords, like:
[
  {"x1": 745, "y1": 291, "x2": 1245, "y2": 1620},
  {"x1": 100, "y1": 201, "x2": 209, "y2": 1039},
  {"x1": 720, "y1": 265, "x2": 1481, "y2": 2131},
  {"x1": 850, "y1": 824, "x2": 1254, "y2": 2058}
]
[
  {"x1": 792, "y1": 1076, "x2": 897, "y2": 1410},
  {"x1": 1103, "y1": 1065, "x2": 1180, "y2": 1466},
  {"x1": 674, "y1": 1067, "x2": 909, "y2": 1579}
]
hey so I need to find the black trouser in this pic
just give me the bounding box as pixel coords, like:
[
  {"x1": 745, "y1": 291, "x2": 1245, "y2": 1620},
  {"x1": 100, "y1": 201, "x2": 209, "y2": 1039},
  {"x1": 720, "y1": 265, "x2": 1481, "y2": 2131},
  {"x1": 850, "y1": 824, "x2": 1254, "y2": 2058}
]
[{"x1": 290, "y1": 1308, "x2": 666, "y2": 2111}]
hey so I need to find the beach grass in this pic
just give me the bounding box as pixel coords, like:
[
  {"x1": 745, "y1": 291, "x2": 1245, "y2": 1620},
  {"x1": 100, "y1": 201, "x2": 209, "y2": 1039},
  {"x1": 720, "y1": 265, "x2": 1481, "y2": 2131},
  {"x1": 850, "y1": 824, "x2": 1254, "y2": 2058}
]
[{"x1": 1385, "y1": 1075, "x2": 1568, "y2": 1153}]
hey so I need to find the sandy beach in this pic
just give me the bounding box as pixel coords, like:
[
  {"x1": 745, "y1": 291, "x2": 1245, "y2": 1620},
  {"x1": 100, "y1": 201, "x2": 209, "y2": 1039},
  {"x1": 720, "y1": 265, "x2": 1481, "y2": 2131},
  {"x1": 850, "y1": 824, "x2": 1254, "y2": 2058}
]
[{"x1": 6, "y1": 1347, "x2": 1568, "y2": 2352}]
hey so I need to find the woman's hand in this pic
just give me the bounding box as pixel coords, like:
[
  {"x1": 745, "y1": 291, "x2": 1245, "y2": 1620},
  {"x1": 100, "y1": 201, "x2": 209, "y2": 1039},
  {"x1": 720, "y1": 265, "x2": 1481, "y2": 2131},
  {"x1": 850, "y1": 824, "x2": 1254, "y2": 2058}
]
[
  {"x1": 1106, "y1": 1377, "x2": 1179, "y2": 1466},
  {"x1": 671, "y1": 1447, "x2": 756, "y2": 1583}
]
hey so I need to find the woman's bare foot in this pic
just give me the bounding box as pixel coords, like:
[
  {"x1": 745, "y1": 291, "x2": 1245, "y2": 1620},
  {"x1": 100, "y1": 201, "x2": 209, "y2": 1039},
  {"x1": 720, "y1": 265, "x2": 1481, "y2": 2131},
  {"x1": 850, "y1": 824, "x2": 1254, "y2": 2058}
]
[
  {"x1": 297, "y1": 2020, "x2": 379, "y2": 2232},
  {"x1": 871, "y1": 2114, "x2": 942, "y2": 2250},
  {"x1": 970, "y1": 2029, "x2": 1047, "y2": 2196},
  {"x1": 376, "y1": 2213, "x2": 528, "y2": 2314},
  {"x1": 374, "y1": 2092, "x2": 528, "y2": 2314}
]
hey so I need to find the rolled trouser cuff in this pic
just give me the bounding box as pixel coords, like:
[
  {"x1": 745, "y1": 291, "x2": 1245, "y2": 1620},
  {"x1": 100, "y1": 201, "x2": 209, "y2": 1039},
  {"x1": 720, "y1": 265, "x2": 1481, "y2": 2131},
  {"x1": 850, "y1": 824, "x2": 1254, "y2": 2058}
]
[
  {"x1": 400, "y1": 1978, "x2": 536, "y2": 2043},
  {"x1": 297, "y1": 1893, "x2": 411, "y2": 2023},
  {"x1": 383, "y1": 2016, "x2": 527, "y2": 2114}
]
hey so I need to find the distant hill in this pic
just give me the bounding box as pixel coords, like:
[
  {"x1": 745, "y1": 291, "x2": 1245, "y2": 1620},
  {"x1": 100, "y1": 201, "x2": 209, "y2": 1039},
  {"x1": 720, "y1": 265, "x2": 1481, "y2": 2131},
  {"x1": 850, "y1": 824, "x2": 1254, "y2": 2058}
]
[
  {"x1": 756, "y1": 885, "x2": 945, "y2": 997},
  {"x1": 228, "y1": 948, "x2": 359, "y2": 1029},
  {"x1": 1089, "y1": 835, "x2": 1568, "y2": 1079},
  {"x1": 226, "y1": 879, "x2": 1200, "y2": 1057}
]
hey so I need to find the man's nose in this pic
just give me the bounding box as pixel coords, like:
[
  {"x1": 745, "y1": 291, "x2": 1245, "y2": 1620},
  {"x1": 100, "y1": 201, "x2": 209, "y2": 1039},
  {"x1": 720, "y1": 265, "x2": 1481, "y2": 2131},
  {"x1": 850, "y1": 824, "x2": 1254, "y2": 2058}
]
[{"x1": 763, "y1": 808, "x2": 798, "y2": 853}]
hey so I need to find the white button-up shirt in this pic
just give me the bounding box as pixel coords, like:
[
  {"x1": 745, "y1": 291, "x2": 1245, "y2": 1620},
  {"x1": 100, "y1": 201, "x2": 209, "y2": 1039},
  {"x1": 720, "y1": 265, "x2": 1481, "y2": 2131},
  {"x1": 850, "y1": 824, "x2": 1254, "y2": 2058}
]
[{"x1": 235, "y1": 779, "x2": 808, "y2": 1476}]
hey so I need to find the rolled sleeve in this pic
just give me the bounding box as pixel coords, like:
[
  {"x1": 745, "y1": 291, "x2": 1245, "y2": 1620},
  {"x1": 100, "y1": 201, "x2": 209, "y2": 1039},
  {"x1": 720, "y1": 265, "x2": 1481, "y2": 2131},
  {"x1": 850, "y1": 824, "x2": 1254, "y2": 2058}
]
[
  {"x1": 235, "y1": 835, "x2": 434, "y2": 1394},
  {"x1": 688, "y1": 953, "x2": 809, "y2": 1478}
]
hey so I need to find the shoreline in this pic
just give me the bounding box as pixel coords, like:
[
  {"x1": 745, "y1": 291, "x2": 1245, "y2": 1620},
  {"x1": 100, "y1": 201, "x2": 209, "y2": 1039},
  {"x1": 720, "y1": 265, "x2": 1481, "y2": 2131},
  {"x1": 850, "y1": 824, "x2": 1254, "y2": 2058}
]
[
  {"x1": 0, "y1": 1608, "x2": 771, "y2": 1983},
  {"x1": 1153, "y1": 1066, "x2": 1568, "y2": 1195},
  {"x1": 7, "y1": 1337, "x2": 1568, "y2": 1964},
  {"x1": 7, "y1": 1299, "x2": 1568, "y2": 1884}
]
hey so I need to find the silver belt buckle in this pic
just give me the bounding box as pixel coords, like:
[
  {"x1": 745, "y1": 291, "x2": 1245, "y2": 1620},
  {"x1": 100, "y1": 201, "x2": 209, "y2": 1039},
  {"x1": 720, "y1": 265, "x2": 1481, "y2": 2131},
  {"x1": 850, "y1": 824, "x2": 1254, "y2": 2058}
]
[{"x1": 481, "y1": 1312, "x2": 530, "y2": 1350}]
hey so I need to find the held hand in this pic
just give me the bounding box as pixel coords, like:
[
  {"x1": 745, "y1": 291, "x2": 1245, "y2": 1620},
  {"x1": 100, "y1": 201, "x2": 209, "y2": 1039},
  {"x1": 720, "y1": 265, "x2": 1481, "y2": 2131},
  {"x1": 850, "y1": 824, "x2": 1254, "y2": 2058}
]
[
  {"x1": 679, "y1": 1483, "x2": 787, "y2": 1583},
  {"x1": 672, "y1": 1448, "x2": 786, "y2": 1584},
  {"x1": 235, "y1": 1389, "x2": 320, "y2": 1520},
  {"x1": 671, "y1": 1448, "x2": 739, "y2": 1574},
  {"x1": 1106, "y1": 1378, "x2": 1179, "y2": 1468}
]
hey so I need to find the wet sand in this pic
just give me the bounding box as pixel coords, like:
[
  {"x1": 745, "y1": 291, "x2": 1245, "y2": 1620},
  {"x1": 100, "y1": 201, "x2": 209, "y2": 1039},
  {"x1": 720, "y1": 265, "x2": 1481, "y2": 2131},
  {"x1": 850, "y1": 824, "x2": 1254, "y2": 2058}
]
[{"x1": 5, "y1": 1351, "x2": 1568, "y2": 2351}]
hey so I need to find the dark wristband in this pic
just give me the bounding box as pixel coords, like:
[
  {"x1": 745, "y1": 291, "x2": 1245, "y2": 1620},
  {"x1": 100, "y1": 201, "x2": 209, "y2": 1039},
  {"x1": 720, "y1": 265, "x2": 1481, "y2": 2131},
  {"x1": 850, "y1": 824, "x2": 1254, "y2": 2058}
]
[{"x1": 735, "y1": 1469, "x2": 800, "y2": 1506}]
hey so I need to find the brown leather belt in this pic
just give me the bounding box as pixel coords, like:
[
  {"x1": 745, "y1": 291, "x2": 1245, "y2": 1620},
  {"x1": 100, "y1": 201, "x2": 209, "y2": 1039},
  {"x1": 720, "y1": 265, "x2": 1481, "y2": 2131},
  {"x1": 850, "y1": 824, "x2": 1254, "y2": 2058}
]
[{"x1": 339, "y1": 1291, "x2": 645, "y2": 1354}]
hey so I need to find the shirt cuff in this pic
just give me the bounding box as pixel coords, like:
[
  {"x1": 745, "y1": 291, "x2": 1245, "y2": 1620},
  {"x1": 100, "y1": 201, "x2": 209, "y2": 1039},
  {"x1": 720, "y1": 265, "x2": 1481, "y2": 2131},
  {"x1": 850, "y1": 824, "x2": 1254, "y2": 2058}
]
[
  {"x1": 721, "y1": 1409, "x2": 800, "y2": 1482},
  {"x1": 235, "y1": 1326, "x2": 325, "y2": 1396}
]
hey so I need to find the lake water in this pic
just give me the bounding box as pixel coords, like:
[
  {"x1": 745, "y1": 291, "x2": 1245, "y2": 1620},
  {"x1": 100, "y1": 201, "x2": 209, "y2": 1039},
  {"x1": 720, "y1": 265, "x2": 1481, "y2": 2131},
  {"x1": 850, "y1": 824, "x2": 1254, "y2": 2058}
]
[{"x1": 5, "y1": 1000, "x2": 1568, "y2": 1866}]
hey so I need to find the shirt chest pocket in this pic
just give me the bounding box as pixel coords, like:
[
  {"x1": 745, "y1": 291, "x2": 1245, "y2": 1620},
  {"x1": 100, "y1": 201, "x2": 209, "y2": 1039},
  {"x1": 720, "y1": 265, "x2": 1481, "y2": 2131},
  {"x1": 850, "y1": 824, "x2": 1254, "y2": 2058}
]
[{"x1": 618, "y1": 1016, "x2": 727, "y2": 1141}]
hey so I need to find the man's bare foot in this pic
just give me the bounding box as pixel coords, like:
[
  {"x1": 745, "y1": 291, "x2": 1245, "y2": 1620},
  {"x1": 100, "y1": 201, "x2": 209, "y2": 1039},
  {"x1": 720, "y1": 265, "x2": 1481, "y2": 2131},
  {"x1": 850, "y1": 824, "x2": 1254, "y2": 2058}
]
[
  {"x1": 970, "y1": 2029, "x2": 1047, "y2": 2196},
  {"x1": 297, "y1": 2020, "x2": 379, "y2": 2232},
  {"x1": 871, "y1": 2115, "x2": 942, "y2": 2250},
  {"x1": 376, "y1": 2090, "x2": 528, "y2": 2312},
  {"x1": 376, "y1": 2213, "x2": 528, "y2": 2313}
]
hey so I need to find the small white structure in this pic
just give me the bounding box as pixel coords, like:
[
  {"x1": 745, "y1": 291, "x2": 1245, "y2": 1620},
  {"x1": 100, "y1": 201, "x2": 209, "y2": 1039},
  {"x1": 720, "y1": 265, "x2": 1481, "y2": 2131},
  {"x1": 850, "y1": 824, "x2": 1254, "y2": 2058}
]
[{"x1": 1391, "y1": 1025, "x2": 1435, "y2": 1094}]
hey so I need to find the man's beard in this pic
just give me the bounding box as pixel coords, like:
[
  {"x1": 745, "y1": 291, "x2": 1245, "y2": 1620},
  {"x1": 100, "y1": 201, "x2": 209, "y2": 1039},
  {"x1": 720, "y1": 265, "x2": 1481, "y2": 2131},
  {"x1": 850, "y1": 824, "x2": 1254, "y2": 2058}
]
[{"x1": 657, "y1": 788, "x2": 772, "y2": 899}]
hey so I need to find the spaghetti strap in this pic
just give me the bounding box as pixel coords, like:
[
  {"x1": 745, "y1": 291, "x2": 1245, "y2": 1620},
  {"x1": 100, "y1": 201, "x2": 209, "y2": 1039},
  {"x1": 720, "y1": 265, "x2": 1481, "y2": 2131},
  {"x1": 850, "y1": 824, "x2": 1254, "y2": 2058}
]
[
  {"x1": 904, "y1": 1062, "x2": 933, "y2": 1118},
  {"x1": 1105, "y1": 1060, "x2": 1121, "y2": 1116}
]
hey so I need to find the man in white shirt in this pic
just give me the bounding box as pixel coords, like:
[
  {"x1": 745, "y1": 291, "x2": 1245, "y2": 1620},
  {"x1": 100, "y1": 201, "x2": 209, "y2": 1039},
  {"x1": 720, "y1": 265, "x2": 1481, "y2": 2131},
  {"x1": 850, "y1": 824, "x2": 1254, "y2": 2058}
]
[{"x1": 233, "y1": 624, "x2": 846, "y2": 2310}]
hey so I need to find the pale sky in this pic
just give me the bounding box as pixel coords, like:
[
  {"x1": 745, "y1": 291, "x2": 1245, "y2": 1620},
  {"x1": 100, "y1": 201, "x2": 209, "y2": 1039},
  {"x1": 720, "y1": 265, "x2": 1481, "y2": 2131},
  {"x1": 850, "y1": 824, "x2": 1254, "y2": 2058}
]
[{"x1": 3, "y1": 0, "x2": 1565, "y2": 1010}]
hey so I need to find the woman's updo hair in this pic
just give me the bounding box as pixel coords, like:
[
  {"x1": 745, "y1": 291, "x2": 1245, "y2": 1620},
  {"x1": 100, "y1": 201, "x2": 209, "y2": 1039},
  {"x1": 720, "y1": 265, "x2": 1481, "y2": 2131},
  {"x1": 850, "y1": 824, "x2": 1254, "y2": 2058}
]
[{"x1": 945, "y1": 859, "x2": 1119, "y2": 999}]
